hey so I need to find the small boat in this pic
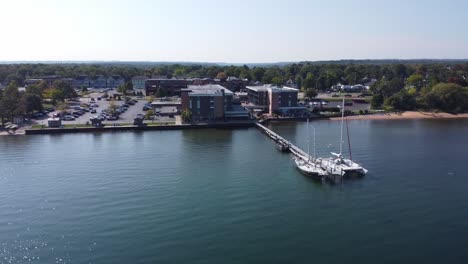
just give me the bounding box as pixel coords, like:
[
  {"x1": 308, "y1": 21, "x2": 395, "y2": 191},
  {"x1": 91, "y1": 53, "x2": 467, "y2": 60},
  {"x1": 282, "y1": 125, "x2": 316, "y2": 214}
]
[
  {"x1": 276, "y1": 142, "x2": 289, "y2": 152},
  {"x1": 293, "y1": 119, "x2": 327, "y2": 180},
  {"x1": 321, "y1": 98, "x2": 368, "y2": 178},
  {"x1": 294, "y1": 157, "x2": 327, "y2": 180}
]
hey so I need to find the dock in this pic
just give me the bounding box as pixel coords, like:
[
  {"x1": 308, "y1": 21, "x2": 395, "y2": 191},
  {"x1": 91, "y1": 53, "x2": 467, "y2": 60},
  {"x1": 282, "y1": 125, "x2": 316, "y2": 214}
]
[
  {"x1": 255, "y1": 122, "x2": 343, "y2": 183},
  {"x1": 255, "y1": 123, "x2": 309, "y2": 160}
]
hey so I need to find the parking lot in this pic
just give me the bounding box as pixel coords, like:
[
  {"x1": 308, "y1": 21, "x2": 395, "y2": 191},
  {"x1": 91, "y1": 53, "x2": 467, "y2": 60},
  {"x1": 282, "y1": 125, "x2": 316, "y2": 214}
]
[{"x1": 34, "y1": 89, "x2": 176, "y2": 126}]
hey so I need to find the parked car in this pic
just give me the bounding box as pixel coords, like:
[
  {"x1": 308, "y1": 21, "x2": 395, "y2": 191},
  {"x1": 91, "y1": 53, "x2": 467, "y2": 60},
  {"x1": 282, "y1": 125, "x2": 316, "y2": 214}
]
[
  {"x1": 62, "y1": 115, "x2": 75, "y2": 121},
  {"x1": 97, "y1": 97, "x2": 102, "y2": 100},
  {"x1": 107, "y1": 116, "x2": 118, "y2": 121},
  {"x1": 344, "y1": 94, "x2": 352, "y2": 97},
  {"x1": 142, "y1": 106, "x2": 151, "y2": 111},
  {"x1": 73, "y1": 106, "x2": 82, "y2": 110},
  {"x1": 90, "y1": 109, "x2": 97, "y2": 113}
]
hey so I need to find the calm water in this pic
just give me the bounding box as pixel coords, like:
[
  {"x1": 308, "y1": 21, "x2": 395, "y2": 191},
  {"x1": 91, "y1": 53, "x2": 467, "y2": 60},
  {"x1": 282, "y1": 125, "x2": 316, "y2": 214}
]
[{"x1": 1, "y1": 120, "x2": 468, "y2": 264}]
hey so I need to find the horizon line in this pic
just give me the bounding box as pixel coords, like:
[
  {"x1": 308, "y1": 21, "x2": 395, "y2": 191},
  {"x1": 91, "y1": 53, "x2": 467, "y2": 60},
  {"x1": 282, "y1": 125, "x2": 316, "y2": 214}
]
[{"x1": 1, "y1": 58, "x2": 468, "y2": 65}]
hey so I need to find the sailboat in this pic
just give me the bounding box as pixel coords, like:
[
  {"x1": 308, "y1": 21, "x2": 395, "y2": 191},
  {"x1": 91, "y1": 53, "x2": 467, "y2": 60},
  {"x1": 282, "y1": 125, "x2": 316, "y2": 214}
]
[
  {"x1": 319, "y1": 98, "x2": 368, "y2": 178},
  {"x1": 294, "y1": 119, "x2": 327, "y2": 180}
]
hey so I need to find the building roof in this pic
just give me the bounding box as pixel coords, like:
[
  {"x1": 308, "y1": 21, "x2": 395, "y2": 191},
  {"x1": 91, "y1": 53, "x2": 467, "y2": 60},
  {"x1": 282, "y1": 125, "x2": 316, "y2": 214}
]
[
  {"x1": 184, "y1": 84, "x2": 233, "y2": 96},
  {"x1": 246, "y1": 84, "x2": 298, "y2": 93},
  {"x1": 132, "y1": 76, "x2": 148, "y2": 81}
]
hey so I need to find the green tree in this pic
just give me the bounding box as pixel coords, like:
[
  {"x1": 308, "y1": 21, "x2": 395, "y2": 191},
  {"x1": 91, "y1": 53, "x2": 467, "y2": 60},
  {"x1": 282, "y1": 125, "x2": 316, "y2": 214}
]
[
  {"x1": 251, "y1": 67, "x2": 265, "y2": 82},
  {"x1": 384, "y1": 91, "x2": 417, "y2": 111},
  {"x1": 0, "y1": 82, "x2": 21, "y2": 125},
  {"x1": 21, "y1": 93, "x2": 43, "y2": 114},
  {"x1": 424, "y1": 83, "x2": 468, "y2": 113},
  {"x1": 145, "y1": 109, "x2": 155, "y2": 120},
  {"x1": 181, "y1": 109, "x2": 192, "y2": 123},
  {"x1": 407, "y1": 74, "x2": 424, "y2": 90},
  {"x1": 371, "y1": 93, "x2": 384, "y2": 108},
  {"x1": 271, "y1": 77, "x2": 283, "y2": 86},
  {"x1": 108, "y1": 100, "x2": 119, "y2": 115},
  {"x1": 303, "y1": 73, "x2": 315, "y2": 90},
  {"x1": 295, "y1": 75, "x2": 303, "y2": 90},
  {"x1": 305, "y1": 88, "x2": 318, "y2": 98}
]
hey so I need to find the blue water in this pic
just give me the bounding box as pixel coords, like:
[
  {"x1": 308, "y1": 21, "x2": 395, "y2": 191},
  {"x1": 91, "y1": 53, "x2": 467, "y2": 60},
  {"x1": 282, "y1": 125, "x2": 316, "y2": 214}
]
[{"x1": 1, "y1": 119, "x2": 468, "y2": 263}]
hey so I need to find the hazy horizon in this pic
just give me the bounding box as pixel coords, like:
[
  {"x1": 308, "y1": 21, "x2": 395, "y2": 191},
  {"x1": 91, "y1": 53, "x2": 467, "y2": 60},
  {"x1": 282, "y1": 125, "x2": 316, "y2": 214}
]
[{"x1": 1, "y1": 0, "x2": 467, "y2": 63}]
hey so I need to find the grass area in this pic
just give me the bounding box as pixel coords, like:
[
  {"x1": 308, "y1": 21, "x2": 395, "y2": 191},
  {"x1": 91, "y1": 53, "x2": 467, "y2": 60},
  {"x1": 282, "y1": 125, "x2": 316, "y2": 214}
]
[{"x1": 42, "y1": 103, "x2": 55, "y2": 109}]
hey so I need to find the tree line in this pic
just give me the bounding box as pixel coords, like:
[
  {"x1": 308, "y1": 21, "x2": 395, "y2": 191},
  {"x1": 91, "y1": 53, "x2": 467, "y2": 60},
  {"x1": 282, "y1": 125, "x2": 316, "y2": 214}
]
[{"x1": 1, "y1": 62, "x2": 468, "y2": 117}]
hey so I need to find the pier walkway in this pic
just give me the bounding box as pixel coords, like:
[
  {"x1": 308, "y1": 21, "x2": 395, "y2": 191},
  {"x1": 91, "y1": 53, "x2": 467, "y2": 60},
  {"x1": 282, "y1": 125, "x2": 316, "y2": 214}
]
[{"x1": 255, "y1": 123, "x2": 309, "y2": 160}]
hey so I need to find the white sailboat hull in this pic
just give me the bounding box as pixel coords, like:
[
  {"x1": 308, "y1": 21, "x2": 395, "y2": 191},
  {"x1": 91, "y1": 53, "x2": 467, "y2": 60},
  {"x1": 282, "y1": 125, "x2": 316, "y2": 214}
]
[{"x1": 294, "y1": 157, "x2": 327, "y2": 180}]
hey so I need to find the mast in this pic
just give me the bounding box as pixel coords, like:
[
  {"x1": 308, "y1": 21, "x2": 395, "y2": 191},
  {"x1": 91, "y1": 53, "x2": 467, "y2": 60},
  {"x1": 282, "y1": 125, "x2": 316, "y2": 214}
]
[
  {"x1": 313, "y1": 125, "x2": 316, "y2": 161},
  {"x1": 346, "y1": 117, "x2": 353, "y2": 160},
  {"x1": 307, "y1": 118, "x2": 310, "y2": 162},
  {"x1": 339, "y1": 98, "x2": 344, "y2": 155}
]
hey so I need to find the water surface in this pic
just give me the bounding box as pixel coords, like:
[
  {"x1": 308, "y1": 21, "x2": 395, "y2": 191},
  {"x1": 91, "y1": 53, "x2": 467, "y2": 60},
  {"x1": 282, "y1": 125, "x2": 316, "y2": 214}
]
[{"x1": 1, "y1": 119, "x2": 468, "y2": 263}]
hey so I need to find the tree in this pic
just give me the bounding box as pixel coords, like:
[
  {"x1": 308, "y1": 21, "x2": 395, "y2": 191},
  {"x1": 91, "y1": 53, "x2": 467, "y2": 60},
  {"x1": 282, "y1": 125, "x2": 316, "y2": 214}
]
[
  {"x1": 295, "y1": 75, "x2": 303, "y2": 90},
  {"x1": 108, "y1": 100, "x2": 119, "y2": 115},
  {"x1": 0, "y1": 81, "x2": 21, "y2": 125},
  {"x1": 181, "y1": 109, "x2": 192, "y2": 123},
  {"x1": 21, "y1": 93, "x2": 43, "y2": 114},
  {"x1": 56, "y1": 101, "x2": 69, "y2": 112},
  {"x1": 303, "y1": 73, "x2": 315, "y2": 90},
  {"x1": 371, "y1": 93, "x2": 384, "y2": 108},
  {"x1": 251, "y1": 67, "x2": 265, "y2": 82},
  {"x1": 53, "y1": 80, "x2": 77, "y2": 99},
  {"x1": 271, "y1": 77, "x2": 283, "y2": 86},
  {"x1": 424, "y1": 83, "x2": 468, "y2": 113},
  {"x1": 216, "y1": 72, "x2": 227, "y2": 80},
  {"x1": 407, "y1": 74, "x2": 424, "y2": 90},
  {"x1": 145, "y1": 109, "x2": 154, "y2": 120},
  {"x1": 384, "y1": 91, "x2": 416, "y2": 110},
  {"x1": 305, "y1": 88, "x2": 318, "y2": 98}
]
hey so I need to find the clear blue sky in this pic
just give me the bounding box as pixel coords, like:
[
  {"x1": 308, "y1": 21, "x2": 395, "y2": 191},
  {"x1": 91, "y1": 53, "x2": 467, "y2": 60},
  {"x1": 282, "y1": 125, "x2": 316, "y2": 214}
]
[{"x1": 0, "y1": 0, "x2": 467, "y2": 63}]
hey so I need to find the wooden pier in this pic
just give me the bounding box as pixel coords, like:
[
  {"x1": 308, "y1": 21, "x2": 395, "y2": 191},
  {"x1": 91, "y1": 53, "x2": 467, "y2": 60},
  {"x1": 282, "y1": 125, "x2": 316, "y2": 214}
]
[
  {"x1": 255, "y1": 123, "x2": 309, "y2": 160},
  {"x1": 255, "y1": 122, "x2": 343, "y2": 183}
]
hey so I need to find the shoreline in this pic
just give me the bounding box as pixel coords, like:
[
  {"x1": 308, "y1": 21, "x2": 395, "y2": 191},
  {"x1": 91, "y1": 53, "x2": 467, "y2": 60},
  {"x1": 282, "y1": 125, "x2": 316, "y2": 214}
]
[{"x1": 329, "y1": 111, "x2": 468, "y2": 121}]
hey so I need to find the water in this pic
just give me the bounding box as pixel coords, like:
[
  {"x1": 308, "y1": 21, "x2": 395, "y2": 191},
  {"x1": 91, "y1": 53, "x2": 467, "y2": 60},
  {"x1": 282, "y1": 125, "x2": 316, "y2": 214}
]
[{"x1": 1, "y1": 119, "x2": 468, "y2": 264}]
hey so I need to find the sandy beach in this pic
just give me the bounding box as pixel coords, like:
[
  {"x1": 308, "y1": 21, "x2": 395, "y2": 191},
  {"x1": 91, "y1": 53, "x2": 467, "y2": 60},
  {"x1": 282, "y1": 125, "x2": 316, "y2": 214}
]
[{"x1": 330, "y1": 111, "x2": 468, "y2": 121}]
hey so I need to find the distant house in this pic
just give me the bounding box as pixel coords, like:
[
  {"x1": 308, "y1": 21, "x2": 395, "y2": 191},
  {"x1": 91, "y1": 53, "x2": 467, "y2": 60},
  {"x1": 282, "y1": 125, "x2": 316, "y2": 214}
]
[
  {"x1": 24, "y1": 79, "x2": 42, "y2": 87},
  {"x1": 132, "y1": 76, "x2": 148, "y2": 90},
  {"x1": 73, "y1": 75, "x2": 90, "y2": 89},
  {"x1": 107, "y1": 75, "x2": 125, "y2": 89},
  {"x1": 145, "y1": 77, "x2": 188, "y2": 96},
  {"x1": 90, "y1": 75, "x2": 107, "y2": 88},
  {"x1": 213, "y1": 76, "x2": 247, "y2": 92}
]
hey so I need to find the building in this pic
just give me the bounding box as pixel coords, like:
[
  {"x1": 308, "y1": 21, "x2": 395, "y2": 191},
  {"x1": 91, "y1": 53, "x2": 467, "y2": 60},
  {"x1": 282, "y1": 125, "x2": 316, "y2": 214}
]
[
  {"x1": 181, "y1": 84, "x2": 250, "y2": 121},
  {"x1": 107, "y1": 75, "x2": 125, "y2": 89},
  {"x1": 90, "y1": 75, "x2": 107, "y2": 88},
  {"x1": 25, "y1": 76, "x2": 73, "y2": 88},
  {"x1": 245, "y1": 85, "x2": 302, "y2": 116},
  {"x1": 132, "y1": 76, "x2": 148, "y2": 90},
  {"x1": 73, "y1": 75, "x2": 90, "y2": 89},
  {"x1": 213, "y1": 76, "x2": 247, "y2": 92},
  {"x1": 145, "y1": 77, "x2": 188, "y2": 96}
]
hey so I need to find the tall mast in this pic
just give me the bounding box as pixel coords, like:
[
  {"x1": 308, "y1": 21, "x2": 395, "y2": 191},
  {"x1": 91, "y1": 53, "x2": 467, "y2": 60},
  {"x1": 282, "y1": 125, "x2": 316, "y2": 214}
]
[
  {"x1": 313, "y1": 125, "x2": 316, "y2": 160},
  {"x1": 307, "y1": 118, "x2": 310, "y2": 162},
  {"x1": 339, "y1": 98, "x2": 344, "y2": 155}
]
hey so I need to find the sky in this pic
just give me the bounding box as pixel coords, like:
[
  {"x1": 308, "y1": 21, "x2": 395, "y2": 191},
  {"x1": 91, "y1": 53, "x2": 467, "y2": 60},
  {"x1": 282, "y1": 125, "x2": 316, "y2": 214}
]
[{"x1": 0, "y1": 0, "x2": 467, "y2": 63}]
